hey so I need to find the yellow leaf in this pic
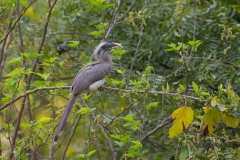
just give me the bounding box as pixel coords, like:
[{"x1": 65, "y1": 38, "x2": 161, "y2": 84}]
[
  {"x1": 222, "y1": 112, "x2": 239, "y2": 128},
  {"x1": 169, "y1": 106, "x2": 194, "y2": 138},
  {"x1": 201, "y1": 106, "x2": 220, "y2": 135}
]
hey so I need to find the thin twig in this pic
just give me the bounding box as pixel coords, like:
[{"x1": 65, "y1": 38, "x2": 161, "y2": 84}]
[
  {"x1": 103, "y1": 0, "x2": 123, "y2": 41},
  {"x1": 103, "y1": 86, "x2": 208, "y2": 101},
  {"x1": 118, "y1": 0, "x2": 136, "y2": 21},
  {"x1": 61, "y1": 114, "x2": 82, "y2": 160},
  {"x1": 99, "y1": 122, "x2": 116, "y2": 160},
  {"x1": 0, "y1": 11, "x2": 14, "y2": 78},
  {"x1": 141, "y1": 116, "x2": 172, "y2": 142}
]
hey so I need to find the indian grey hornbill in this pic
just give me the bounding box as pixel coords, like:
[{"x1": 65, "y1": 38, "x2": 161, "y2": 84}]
[{"x1": 53, "y1": 41, "x2": 122, "y2": 142}]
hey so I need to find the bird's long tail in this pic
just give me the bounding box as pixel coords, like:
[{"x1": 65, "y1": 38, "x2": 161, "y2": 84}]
[{"x1": 53, "y1": 94, "x2": 77, "y2": 142}]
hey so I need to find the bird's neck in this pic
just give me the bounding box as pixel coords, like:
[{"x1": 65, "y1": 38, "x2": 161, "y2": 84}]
[{"x1": 99, "y1": 54, "x2": 112, "y2": 65}]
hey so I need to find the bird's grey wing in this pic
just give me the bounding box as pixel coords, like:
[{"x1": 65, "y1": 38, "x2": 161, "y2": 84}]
[
  {"x1": 71, "y1": 62, "x2": 111, "y2": 94},
  {"x1": 70, "y1": 61, "x2": 100, "y2": 92}
]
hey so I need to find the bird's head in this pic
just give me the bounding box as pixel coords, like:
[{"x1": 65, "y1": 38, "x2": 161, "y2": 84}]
[{"x1": 93, "y1": 41, "x2": 123, "y2": 62}]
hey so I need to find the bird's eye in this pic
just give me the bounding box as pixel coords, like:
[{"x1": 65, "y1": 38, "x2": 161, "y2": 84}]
[{"x1": 102, "y1": 45, "x2": 106, "y2": 50}]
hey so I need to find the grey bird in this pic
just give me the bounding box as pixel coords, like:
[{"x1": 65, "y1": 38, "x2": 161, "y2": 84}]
[{"x1": 53, "y1": 41, "x2": 122, "y2": 142}]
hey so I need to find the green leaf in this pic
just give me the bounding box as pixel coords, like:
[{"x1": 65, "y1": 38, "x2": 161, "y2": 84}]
[
  {"x1": 192, "y1": 81, "x2": 198, "y2": 94},
  {"x1": 166, "y1": 82, "x2": 170, "y2": 92},
  {"x1": 117, "y1": 69, "x2": 123, "y2": 74},
  {"x1": 8, "y1": 57, "x2": 22, "y2": 64},
  {"x1": 89, "y1": 0, "x2": 102, "y2": 6},
  {"x1": 23, "y1": 70, "x2": 33, "y2": 75},
  {"x1": 76, "y1": 107, "x2": 96, "y2": 115},
  {"x1": 7, "y1": 68, "x2": 22, "y2": 77},
  {"x1": 28, "y1": 52, "x2": 43, "y2": 58},
  {"x1": 110, "y1": 134, "x2": 130, "y2": 143},
  {"x1": 90, "y1": 30, "x2": 104, "y2": 37},
  {"x1": 187, "y1": 40, "x2": 202, "y2": 47},
  {"x1": 39, "y1": 117, "x2": 53, "y2": 125},
  {"x1": 87, "y1": 150, "x2": 96, "y2": 157},
  {"x1": 105, "y1": 76, "x2": 111, "y2": 84},
  {"x1": 43, "y1": 73, "x2": 50, "y2": 80},
  {"x1": 130, "y1": 141, "x2": 142, "y2": 150},
  {"x1": 162, "y1": 82, "x2": 170, "y2": 92},
  {"x1": 132, "y1": 120, "x2": 141, "y2": 130},
  {"x1": 123, "y1": 153, "x2": 134, "y2": 157},
  {"x1": 146, "y1": 102, "x2": 159, "y2": 110},
  {"x1": 21, "y1": 52, "x2": 42, "y2": 58},
  {"x1": 112, "y1": 48, "x2": 127, "y2": 55},
  {"x1": 82, "y1": 93, "x2": 90, "y2": 100},
  {"x1": 35, "y1": 73, "x2": 50, "y2": 80},
  {"x1": 96, "y1": 23, "x2": 108, "y2": 29},
  {"x1": 49, "y1": 57, "x2": 57, "y2": 63},
  {"x1": 13, "y1": 149, "x2": 20, "y2": 155},
  {"x1": 123, "y1": 115, "x2": 133, "y2": 122},
  {"x1": 145, "y1": 66, "x2": 154, "y2": 73},
  {"x1": 178, "y1": 146, "x2": 189, "y2": 160},
  {"x1": 101, "y1": 3, "x2": 114, "y2": 9},
  {"x1": 78, "y1": 154, "x2": 85, "y2": 158},
  {"x1": 166, "y1": 42, "x2": 182, "y2": 51},
  {"x1": 200, "y1": 91, "x2": 210, "y2": 96},
  {"x1": 20, "y1": 123, "x2": 31, "y2": 128},
  {"x1": 33, "y1": 80, "x2": 46, "y2": 86},
  {"x1": 179, "y1": 84, "x2": 185, "y2": 92},
  {"x1": 36, "y1": 124, "x2": 44, "y2": 129},
  {"x1": 10, "y1": 77, "x2": 19, "y2": 86},
  {"x1": 19, "y1": 0, "x2": 28, "y2": 7},
  {"x1": 1, "y1": 93, "x2": 11, "y2": 102},
  {"x1": 67, "y1": 41, "x2": 79, "y2": 48}
]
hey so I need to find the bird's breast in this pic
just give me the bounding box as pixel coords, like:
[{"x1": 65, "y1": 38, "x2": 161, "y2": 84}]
[{"x1": 88, "y1": 78, "x2": 106, "y2": 91}]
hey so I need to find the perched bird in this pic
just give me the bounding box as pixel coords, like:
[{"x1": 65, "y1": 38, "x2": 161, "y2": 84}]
[{"x1": 53, "y1": 41, "x2": 122, "y2": 142}]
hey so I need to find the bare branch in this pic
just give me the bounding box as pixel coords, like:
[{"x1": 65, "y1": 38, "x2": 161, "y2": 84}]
[
  {"x1": 103, "y1": 86, "x2": 208, "y2": 102},
  {"x1": 118, "y1": 0, "x2": 136, "y2": 21},
  {"x1": 141, "y1": 116, "x2": 172, "y2": 142},
  {"x1": 0, "y1": 86, "x2": 70, "y2": 111},
  {"x1": 103, "y1": 0, "x2": 123, "y2": 41},
  {"x1": 61, "y1": 114, "x2": 82, "y2": 160}
]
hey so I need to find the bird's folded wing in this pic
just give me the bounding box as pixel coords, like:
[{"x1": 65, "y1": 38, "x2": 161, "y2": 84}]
[{"x1": 71, "y1": 62, "x2": 111, "y2": 94}]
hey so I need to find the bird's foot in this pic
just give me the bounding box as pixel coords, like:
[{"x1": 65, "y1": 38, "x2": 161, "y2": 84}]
[{"x1": 98, "y1": 86, "x2": 104, "y2": 91}]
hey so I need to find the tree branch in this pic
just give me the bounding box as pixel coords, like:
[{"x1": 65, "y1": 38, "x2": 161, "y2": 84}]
[
  {"x1": 141, "y1": 116, "x2": 172, "y2": 142},
  {"x1": 103, "y1": 0, "x2": 123, "y2": 41},
  {"x1": 61, "y1": 114, "x2": 82, "y2": 160},
  {"x1": 0, "y1": 86, "x2": 69, "y2": 111}
]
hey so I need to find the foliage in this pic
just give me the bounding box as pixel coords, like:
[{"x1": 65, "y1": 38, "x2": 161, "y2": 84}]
[{"x1": 1, "y1": 0, "x2": 240, "y2": 159}]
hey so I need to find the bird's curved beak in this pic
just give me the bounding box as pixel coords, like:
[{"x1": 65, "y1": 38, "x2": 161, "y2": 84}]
[{"x1": 107, "y1": 41, "x2": 123, "y2": 49}]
